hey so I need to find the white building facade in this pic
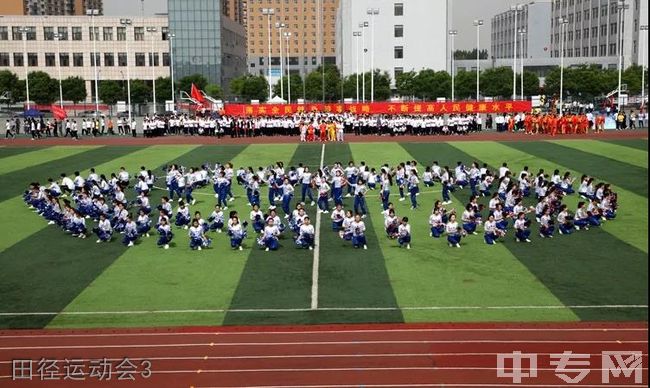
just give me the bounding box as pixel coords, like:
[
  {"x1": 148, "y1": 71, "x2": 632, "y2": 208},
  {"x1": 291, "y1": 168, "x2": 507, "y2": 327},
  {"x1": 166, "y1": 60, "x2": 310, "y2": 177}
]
[
  {"x1": 336, "y1": 0, "x2": 448, "y2": 85},
  {"x1": 0, "y1": 15, "x2": 170, "y2": 100},
  {"x1": 491, "y1": 1, "x2": 553, "y2": 60}
]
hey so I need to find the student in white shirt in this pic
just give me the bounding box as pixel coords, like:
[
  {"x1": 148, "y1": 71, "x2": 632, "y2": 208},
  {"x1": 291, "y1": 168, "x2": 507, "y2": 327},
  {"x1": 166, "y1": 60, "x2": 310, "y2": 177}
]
[
  {"x1": 295, "y1": 216, "x2": 315, "y2": 250},
  {"x1": 397, "y1": 217, "x2": 411, "y2": 249}
]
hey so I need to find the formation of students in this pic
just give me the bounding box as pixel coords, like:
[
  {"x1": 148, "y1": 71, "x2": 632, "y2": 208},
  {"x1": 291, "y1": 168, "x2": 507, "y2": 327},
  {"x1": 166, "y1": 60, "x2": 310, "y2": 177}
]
[{"x1": 23, "y1": 154, "x2": 618, "y2": 252}]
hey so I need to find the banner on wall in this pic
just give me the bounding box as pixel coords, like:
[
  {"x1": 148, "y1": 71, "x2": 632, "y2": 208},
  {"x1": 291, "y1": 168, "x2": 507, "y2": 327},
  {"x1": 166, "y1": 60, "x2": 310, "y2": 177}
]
[{"x1": 223, "y1": 101, "x2": 532, "y2": 117}]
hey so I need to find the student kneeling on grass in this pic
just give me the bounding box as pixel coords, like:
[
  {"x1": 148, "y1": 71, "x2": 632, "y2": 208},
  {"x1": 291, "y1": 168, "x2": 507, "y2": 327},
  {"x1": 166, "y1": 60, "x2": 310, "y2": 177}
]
[
  {"x1": 157, "y1": 218, "x2": 173, "y2": 250},
  {"x1": 351, "y1": 214, "x2": 368, "y2": 250},
  {"x1": 228, "y1": 216, "x2": 247, "y2": 251},
  {"x1": 295, "y1": 217, "x2": 315, "y2": 250},
  {"x1": 189, "y1": 219, "x2": 212, "y2": 251},
  {"x1": 94, "y1": 213, "x2": 113, "y2": 243},
  {"x1": 514, "y1": 212, "x2": 532, "y2": 242},
  {"x1": 445, "y1": 213, "x2": 464, "y2": 248},
  {"x1": 259, "y1": 218, "x2": 281, "y2": 252},
  {"x1": 122, "y1": 215, "x2": 139, "y2": 247},
  {"x1": 484, "y1": 214, "x2": 505, "y2": 245},
  {"x1": 397, "y1": 217, "x2": 411, "y2": 250}
]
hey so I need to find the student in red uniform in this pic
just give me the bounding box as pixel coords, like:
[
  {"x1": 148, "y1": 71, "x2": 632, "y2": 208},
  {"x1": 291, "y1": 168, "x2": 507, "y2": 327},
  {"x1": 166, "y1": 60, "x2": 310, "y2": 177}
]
[{"x1": 319, "y1": 121, "x2": 327, "y2": 142}]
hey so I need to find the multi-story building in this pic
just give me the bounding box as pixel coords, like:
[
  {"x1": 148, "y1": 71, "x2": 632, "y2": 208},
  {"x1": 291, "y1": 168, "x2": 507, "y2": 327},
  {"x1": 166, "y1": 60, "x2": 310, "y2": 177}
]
[
  {"x1": 0, "y1": 15, "x2": 169, "y2": 99},
  {"x1": 550, "y1": 0, "x2": 647, "y2": 69},
  {"x1": 337, "y1": 0, "x2": 448, "y2": 86},
  {"x1": 0, "y1": 0, "x2": 103, "y2": 16},
  {"x1": 491, "y1": 1, "x2": 552, "y2": 60},
  {"x1": 168, "y1": 0, "x2": 247, "y2": 92},
  {"x1": 245, "y1": 0, "x2": 339, "y2": 83},
  {"x1": 222, "y1": 0, "x2": 245, "y2": 25}
]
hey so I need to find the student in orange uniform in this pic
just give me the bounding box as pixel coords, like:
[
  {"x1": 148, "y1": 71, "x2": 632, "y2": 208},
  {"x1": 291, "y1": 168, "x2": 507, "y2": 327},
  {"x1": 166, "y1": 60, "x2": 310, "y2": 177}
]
[
  {"x1": 524, "y1": 114, "x2": 533, "y2": 134},
  {"x1": 307, "y1": 122, "x2": 315, "y2": 142},
  {"x1": 319, "y1": 121, "x2": 327, "y2": 142}
]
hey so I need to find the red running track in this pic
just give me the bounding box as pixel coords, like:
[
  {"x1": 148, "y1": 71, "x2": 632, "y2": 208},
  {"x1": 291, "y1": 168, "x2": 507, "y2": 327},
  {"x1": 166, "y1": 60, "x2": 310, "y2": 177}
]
[
  {"x1": 0, "y1": 129, "x2": 647, "y2": 147},
  {"x1": 0, "y1": 322, "x2": 647, "y2": 387}
]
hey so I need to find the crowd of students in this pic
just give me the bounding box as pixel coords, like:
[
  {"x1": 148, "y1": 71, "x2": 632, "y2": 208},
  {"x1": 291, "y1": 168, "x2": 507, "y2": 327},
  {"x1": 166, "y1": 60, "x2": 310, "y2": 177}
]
[{"x1": 23, "y1": 154, "x2": 618, "y2": 252}]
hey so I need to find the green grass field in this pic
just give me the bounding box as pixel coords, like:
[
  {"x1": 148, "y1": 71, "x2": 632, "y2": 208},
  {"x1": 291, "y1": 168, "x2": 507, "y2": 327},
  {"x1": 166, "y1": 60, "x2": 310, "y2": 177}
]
[{"x1": 0, "y1": 139, "x2": 647, "y2": 329}]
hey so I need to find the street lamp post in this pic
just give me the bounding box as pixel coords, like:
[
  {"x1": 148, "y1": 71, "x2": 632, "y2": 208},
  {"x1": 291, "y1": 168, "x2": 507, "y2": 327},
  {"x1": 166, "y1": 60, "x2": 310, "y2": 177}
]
[
  {"x1": 473, "y1": 20, "x2": 483, "y2": 101},
  {"x1": 519, "y1": 28, "x2": 526, "y2": 100},
  {"x1": 511, "y1": 4, "x2": 523, "y2": 100},
  {"x1": 146, "y1": 27, "x2": 157, "y2": 114},
  {"x1": 169, "y1": 33, "x2": 176, "y2": 110},
  {"x1": 353, "y1": 31, "x2": 361, "y2": 102},
  {"x1": 449, "y1": 30, "x2": 458, "y2": 101},
  {"x1": 616, "y1": 0, "x2": 630, "y2": 109},
  {"x1": 19, "y1": 27, "x2": 31, "y2": 110},
  {"x1": 87, "y1": 8, "x2": 100, "y2": 114},
  {"x1": 275, "y1": 22, "x2": 286, "y2": 100},
  {"x1": 120, "y1": 18, "x2": 133, "y2": 124},
  {"x1": 367, "y1": 8, "x2": 379, "y2": 102},
  {"x1": 262, "y1": 8, "x2": 275, "y2": 101},
  {"x1": 641, "y1": 25, "x2": 648, "y2": 112},
  {"x1": 558, "y1": 17, "x2": 568, "y2": 116},
  {"x1": 284, "y1": 31, "x2": 292, "y2": 103},
  {"x1": 53, "y1": 33, "x2": 64, "y2": 108},
  {"x1": 359, "y1": 22, "x2": 368, "y2": 102}
]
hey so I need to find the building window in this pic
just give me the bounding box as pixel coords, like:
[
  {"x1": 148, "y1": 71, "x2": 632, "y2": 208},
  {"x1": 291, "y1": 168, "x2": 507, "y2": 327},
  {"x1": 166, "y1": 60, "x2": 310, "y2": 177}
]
[
  {"x1": 73, "y1": 53, "x2": 84, "y2": 67},
  {"x1": 591, "y1": 45, "x2": 597, "y2": 56},
  {"x1": 162, "y1": 27, "x2": 169, "y2": 40},
  {"x1": 149, "y1": 53, "x2": 159, "y2": 66},
  {"x1": 162, "y1": 52, "x2": 170, "y2": 66},
  {"x1": 117, "y1": 27, "x2": 126, "y2": 41},
  {"x1": 103, "y1": 27, "x2": 113, "y2": 41},
  {"x1": 72, "y1": 27, "x2": 82, "y2": 41},
  {"x1": 394, "y1": 25, "x2": 403, "y2": 38},
  {"x1": 12, "y1": 27, "x2": 22, "y2": 40},
  {"x1": 118, "y1": 52, "x2": 127, "y2": 66},
  {"x1": 26, "y1": 28, "x2": 36, "y2": 40},
  {"x1": 0, "y1": 27, "x2": 8, "y2": 41},
  {"x1": 394, "y1": 67, "x2": 404, "y2": 77},
  {"x1": 90, "y1": 53, "x2": 100, "y2": 66},
  {"x1": 57, "y1": 27, "x2": 68, "y2": 40},
  {"x1": 259, "y1": 57, "x2": 265, "y2": 66},
  {"x1": 44, "y1": 27, "x2": 55, "y2": 41},
  {"x1": 27, "y1": 53, "x2": 38, "y2": 66},
  {"x1": 45, "y1": 53, "x2": 55, "y2": 66},
  {"x1": 89, "y1": 27, "x2": 99, "y2": 41},
  {"x1": 609, "y1": 43, "x2": 616, "y2": 55},
  {"x1": 134, "y1": 27, "x2": 145, "y2": 41},
  {"x1": 135, "y1": 53, "x2": 146, "y2": 66},
  {"x1": 583, "y1": 47, "x2": 589, "y2": 56},
  {"x1": 394, "y1": 46, "x2": 404, "y2": 59},
  {"x1": 13, "y1": 53, "x2": 23, "y2": 66},
  {"x1": 104, "y1": 53, "x2": 114, "y2": 66},
  {"x1": 0, "y1": 53, "x2": 9, "y2": 66},
  {"x1": 394, "y1": 3, "x2": 404, "y2": 16},
  {"x1": 59, "y1": 53, "x2": 69, "y2": 66}
]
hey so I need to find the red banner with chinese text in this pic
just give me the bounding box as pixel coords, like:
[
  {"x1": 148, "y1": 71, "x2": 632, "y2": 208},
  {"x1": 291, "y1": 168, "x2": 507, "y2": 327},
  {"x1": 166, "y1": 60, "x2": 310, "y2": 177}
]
[{"x1": 223, "y1": 101, "x2": 532, "y2": 117}]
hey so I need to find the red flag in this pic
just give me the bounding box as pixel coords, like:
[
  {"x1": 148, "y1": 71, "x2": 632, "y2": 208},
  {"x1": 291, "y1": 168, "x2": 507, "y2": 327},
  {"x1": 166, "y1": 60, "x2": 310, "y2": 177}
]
[
  {"x1": 51, "y1": 105, "x2": 67, "y2": 120},
  {"x1": 190, "y1": 83, "x2": 207, "y2": 106}
]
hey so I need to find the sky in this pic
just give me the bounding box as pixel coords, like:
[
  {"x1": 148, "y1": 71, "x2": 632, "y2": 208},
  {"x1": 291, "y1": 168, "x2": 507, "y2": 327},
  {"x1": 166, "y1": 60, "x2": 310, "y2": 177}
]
[{"x1": 104, "y1": 0, "x2": 518, "y2": 50}]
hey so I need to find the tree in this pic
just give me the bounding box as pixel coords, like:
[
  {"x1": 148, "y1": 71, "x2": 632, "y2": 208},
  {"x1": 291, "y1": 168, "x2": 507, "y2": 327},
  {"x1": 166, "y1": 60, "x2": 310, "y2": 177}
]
[
  {"x1": 177, "y1": 74, "x2": 208, "y2": 95},
  {"x1": 454, "y1": 49, "x2": 488, "y2": 60},
  {"x1": 230, "y1": 74, "x2": 269, "y2": 102},
  {"x1": 27, "y1": 71, "x2": 57, "y2": 104},
  {"x1": 61, "y1": 76, "x2": 86, "y2": 103},
  {"x1": 99, "y1": 80, "x2": 124, "y2": 105},
  {"x1": 204, "y1": 83, "x2": 223, "y2": 99},
  {"x1": 155, "y1": 77, "x2": 172, "y2": 103},
  {"x1": 0, "y1": 70, "x2": 21, "y2": 103},
  {"x1": 515, "y1": 71, "x2": 540, "y2": 98},
  {"x1": 304, "y1": 65, "x2": 341, "y2": 102},
  {"x1": 370, "y1": 70, "x2": 392, "y2": 101},
  {"x1": 454, "y1": 70, "x2": 476, "y2": 100},
  {"x1": 622, "y1": 65, "x2": 644, "y2": 95},
  {"x1": 395, "y1": 71, "x2": 418, "y2": 98},
  {"x1": 129, "y1": 79, "x2": 151, "y2": 104},
  {"x1": 272, "y1": 74, "x2": 304, "y2": 102},
  {"x1": 481, "y1": 67, "x2": 514, "y2": 98},
  {"x1": 414, "y1": 69, "x2": 451, "y2": 100},
  {"x1": 544, "y1": 65, "x2": 617, "y2": 102}
]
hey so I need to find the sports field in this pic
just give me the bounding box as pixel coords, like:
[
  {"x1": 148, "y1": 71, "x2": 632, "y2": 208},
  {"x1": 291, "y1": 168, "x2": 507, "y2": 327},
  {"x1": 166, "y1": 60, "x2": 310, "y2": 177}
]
[{"x1": 0, "y1": 138, "x2": 647, "y2": 330}]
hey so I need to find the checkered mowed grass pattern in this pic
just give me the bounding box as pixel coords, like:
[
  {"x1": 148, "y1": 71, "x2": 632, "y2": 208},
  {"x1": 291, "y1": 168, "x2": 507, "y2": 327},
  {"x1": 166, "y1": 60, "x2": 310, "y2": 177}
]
[{"x1": 0, "y1": 139, "x2": 647, "y2": 329}]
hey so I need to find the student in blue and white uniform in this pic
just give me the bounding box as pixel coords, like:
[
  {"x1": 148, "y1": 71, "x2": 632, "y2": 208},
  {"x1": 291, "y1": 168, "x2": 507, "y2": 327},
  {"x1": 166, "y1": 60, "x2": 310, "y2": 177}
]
[
  {"x1": 379, "y1": 170, "x2": 392, "y2": 211},
  {"x1": 156, "y1": 217, "x2": 173, "y2": 249},
  {"x1": 395, "y1": 164, "x2": 406, "y2": 201},
  {"x1": 300, "y1": 166, "x2": 315, "y2": 206},
  {"x1": 514, "y1": 212, "x2": 532, "y2": 242},
  {"x1": 339, "y1": 210, "x2": 354, "y2": 240},
  {"x1": 137, "y1": 192, "x2": 151, "y2": 214},
  {"x1": 189, "y1": 219, "x2": 211, "y2": 251},
  {"x1": 539, "y1": 207, "x2": 555, "y2": 238},
  {"x1": 331, "y1": 169, "x2": 345, "y2": 206},
  {"x1": 441, "y1": 166, "x2": 453, "y2": 205},
  {"x1": 183, "y1": 168, "x2": 197, "y2": 205},
  {"x1": 344, "y1": 162, "x2": 358, "y2": 197},
  {"x1": 429, "y1": 208, "x2": 445, "y2": 238},
  {"x1": 295, "y1": 216, "x2": 315, "y2": 250},
  {"x1": 122, "y1": 215, "x2": 138, "y2": 247},
  {"x1": 600, "y1": 192, "x2": 616, "y2": 220},
  {"x1": 397, "y1": 217, "x2": 411, "y2": 249},
  {"x1": 331, "y1": 204, "x2": 345, "y2": 231},
  {"x1": 175, "y1": 201, "x2": 191, "y2": 229},
  {"x1": 468, "y1": 162, "x2": 481, "y2": 196},
  {"x1": 260, "y1": 218, "x2": 280, "y2": 251},
  {"x1": 228, "y1": 216, "x2": 246, "y2": 250},
  {"x1": 208, "y1": 205, "x2": 225, "y2": 232},
  {"x1": 353, "y1": 178, "x2": 368, "y2": 216},
  {"x1": 112, "y1": 202, "x2": 128, "y2": 232},
  {"x1": 556, "y1": 205, "x2": 573, "y2": 235},
  {"x1": 483, "y1": 214, "x2": 502, "y2": 245},
  {"x1": 350, "y1": 214, "x2": 367, "y2": 250},
  {"x1": 250, "y1": 204, "x2": 265, "y2": 233},
  {"x1": 407, "y1": 171, "x2": 420, "y2": 209},
  {"x1": 281, "y1": 177, "x2": 294, "y2": 218},
  {"x1": 461, "y1": 204, "x2": 479, "y2": 235},
  {"x1": 317, "y1": 179, "x2": 330, "y2": 213},
  {"x1": 455, "y1": 163, "x2": 468, "y2": 188},
  {"x1": 493, "y1": 203, "x2": 509, "y2": 231},
  {"x1": 135, "y1": 176, "x2": 149, "y2": 195},
  {"x1": 586, "y1": 199, "x2": 603, "y2": 226},
  {"x1": 445, "y1": 213, "x2": 463, "y2": 248},
  {"x1": 422, "y1": 167, "x2": 434, "y2": 188},
  {"x1": 136, "y1": 209, "x2": 151, "y2": 237},
  {"x1": 47, "y1": 178, "x2": 61, "y2": 197},
  {"x1": 560, "y1": 172, "x2": 575, "y2": 194},
  {"x1": 94, "y1": 213, "x2": 113, "y2": 243},
  {"x1": 384, "y1": 208, "x2": 399, "y2": 238}
]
